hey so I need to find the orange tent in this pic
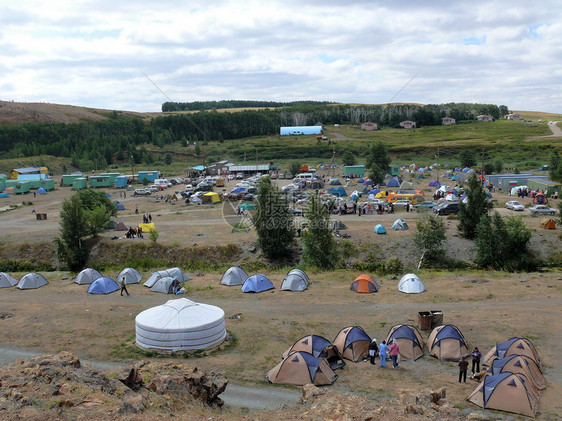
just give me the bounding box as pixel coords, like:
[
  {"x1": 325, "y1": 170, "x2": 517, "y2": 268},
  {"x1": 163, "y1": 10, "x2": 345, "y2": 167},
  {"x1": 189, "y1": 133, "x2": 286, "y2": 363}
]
[{"x1": 350, "y1": 274, "x2": 380, "y2": 293}]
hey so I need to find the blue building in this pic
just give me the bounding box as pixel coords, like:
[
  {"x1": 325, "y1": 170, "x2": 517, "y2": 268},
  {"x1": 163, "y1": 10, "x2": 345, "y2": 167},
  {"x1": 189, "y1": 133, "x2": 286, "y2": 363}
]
[{"x1": 280, "y1": 126, "x2": 322, "y2": 136}]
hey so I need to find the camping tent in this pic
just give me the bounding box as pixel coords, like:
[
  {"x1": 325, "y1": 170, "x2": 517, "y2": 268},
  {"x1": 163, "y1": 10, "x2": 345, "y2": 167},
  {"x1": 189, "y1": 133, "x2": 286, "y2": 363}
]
[
  {"x1": 281, "y1": 269, "x2": 309, "y2": 291},
  {"x1": 398, "y1": 273, "x2": 426, "y2": 294},
  {"x1": 428, "y1": 180, "x2": 439, "y2": 187},
  {"x1": 144, "y1": 268, "x2": 190, "y2": 288},
  {"x1": 113, "y1": 200, "x2": 126, "y2": 210},
  {"x1": 532, "y1": 192, "x2": 547, "y2": 204},
  {"x1": 540, "y1": 217, "x2": 556, "y2": 229},
  {"x1": 328, "y1": 187, "x2": 346, "y2": 197},
  {"x1": 202, "y1": 191, "x2": 221, "y2": 204},
  {"x1": 368, "y1": 188, "x2": 381, "y2": 195},
  {"x1": 37, "y1": 187, "x2": 47, "y2": 194},
  {"x1": 374, "y1": 224, "x2": 386, "y2": 234},
  {"x1": 0, "y1": 272, "x2": 18, "y2": 288},
  {"x1": 385, "y1": 324, "x2": 425, "y2": 361},
  {"x1": 114, "y1": 222, "x2": 127, "y2": 231},
  {"x1": 391, "y1": 219, "x2": 409, "y2": 230},
  {"x1": 239, "y1": 203, "x2": 254, "y2": 211},
  {"x1": 74, "y1": 268, "x2": 103, "y2": 285},
  {"x1": 281, "y1": 335, "x2": 344, "y2": 369},
  {"x1": 241, "y1": 274, "x2": 275, "y2": 293},
  {"x1": 327, "y1": 178, "x2": 342, "y2": 185},
  {"x1": 350, "y1": 274, "x2": 380, "y2": 293},
  {"x1": 310, "y1": 180, "x2": 324, "y2": 189},
  {"x1": 266, "y1": 351, "x2": 338, "y2": 386},
  {"x1": 483, "y1": 337, "x2": 541, "y2": 367},
  {"x1": 139, "y1": 222, "x2": 155, "y2": 232},
  {"x1": 136, "y1": 298, "x2": 226, "y2": 351},
  {"x1": 332, "y1": 220, "x2": 348, "y2": 230},
  {"x1": 87, "y1": 277, "x2": 119, "y2": 294},
  {"x1": 117, "y1": 267, "x2": 142, "y2": 284},
  {"x1": 220, "y1": 266, "x2": 249, "y2": 286},
  {"x1": 467, "y1": 372, "x2": 539, "y2": 418},
  {"x1": 400, "y1": 181, "x2": 414, "y2": 189},
  {"x1": 333, "y1": 326, "x2": 371, "y2": 362},
  {"x1": 491, "y1": 355, "x2": 545, "y2": 391},
  {"x1": 427, "y1": 325, "x2": 469, "y2": 361},
  {"x1": 150, "y1": 277, "x2": 181, "y2": 294},
  {"x1": 387, "y1": 176, "x2": 402, "y2": 187},
  {"x1": 17, "y1": 273, "x2": 48, "y2": 289}
]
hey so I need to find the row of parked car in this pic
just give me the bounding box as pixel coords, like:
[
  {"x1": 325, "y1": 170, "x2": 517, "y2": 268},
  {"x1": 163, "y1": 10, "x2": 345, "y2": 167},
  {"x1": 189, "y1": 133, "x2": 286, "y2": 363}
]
[{"x1": 505, "y1": 201, "x2": 558, "y2": 215}]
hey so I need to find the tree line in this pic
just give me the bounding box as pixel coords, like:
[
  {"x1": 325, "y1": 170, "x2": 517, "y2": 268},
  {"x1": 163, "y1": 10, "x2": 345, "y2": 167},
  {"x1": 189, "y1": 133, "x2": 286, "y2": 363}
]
[{"x1": 161, "y1": 100, "x2": 335, "y2": 111}]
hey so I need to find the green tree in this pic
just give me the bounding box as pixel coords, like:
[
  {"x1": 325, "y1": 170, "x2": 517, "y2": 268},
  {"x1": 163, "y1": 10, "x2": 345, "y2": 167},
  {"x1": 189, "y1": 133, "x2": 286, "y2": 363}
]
[
  {"x1": 181, "y1": 135, "x2": 188, "y2": 147},
  {"x1": 165, "y1": 153, "x2": 173, "y2": 165},
  {"x1": 475, "y1": 212, "x2": 533, "y2": 270},
  {"x1": 342, "y1": 150, "x2": 356, "y2": 166},
  {"x1": 252, "y1": 177, "x2": 295, "y2": 260},
  {"x1": 54, "y1": 195, "x2": 89, "y2": 271},
  {"x1": 459, "y1": 149, "x2": 477, "y2": 168},
  {"x1": 149, "y1": 229, "x2": 159, "y2": 244},
  {"x1": 549, "y1": 150, "x2": 562, "y2": 183},
  {"x1": 194, "y1": 143, "x2": 201, "y2": 156},
  {"x1": 366, "y1": 141, "x2": 391, "y2": 171},
  {"x1": 457, "y1": 173, "x2": 493, "y2": 239},
  {"x1": 86, "y1": 205, "x2": 112, "y2": 238},
  {"x1": 483, "y1": 162, "x2": 496, "y2": 175},
  {"x1": 369, "y1": 164, "x2": 385, "y2": 185},
  {"x1": 494, "y1": 159, "x2": 503, "y2": 174},
  {"x1": 414, "y1": 214, "x2": 447, "y2": 268},
  {"x1": 290, "y1": 161, "x2": 301, "y2": 175},
  {"x1": 76, "y1": 190, "x2": 118, "y2": 218},
  {"x1": 302, "y1": 195, "x2": 339, "y2": 269}
]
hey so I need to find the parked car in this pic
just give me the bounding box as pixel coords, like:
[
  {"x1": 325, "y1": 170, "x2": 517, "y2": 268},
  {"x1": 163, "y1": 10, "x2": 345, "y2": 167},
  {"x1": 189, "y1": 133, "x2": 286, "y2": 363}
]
[
  {"x1": 415, "y1": 201, "x2": 437, "y2": 212},
  {"x1": 147, "y1": 185, "x2": 159, "y2": 193},
  {"x1": 133, "y1": 188, "x2": 151, "y2": 196},
  {"x1": 394, "y1": 200, "x2": 412, "y2": 208},
  {"x1": 433, "y1": 202, "x2": 460, "y2": 216},
  {"x1": 505, "y1": 201, "x2": 525, "y2": 211},
  {"x1": 278, "y1": 173, "x2": 285, "y2": 179},
  {"x1": 289, "y1": 207, "x2": 304, "y2": 216},
  {"x1": 236, "y1": 172, "x2": 244, "y2": 179},
  {"x1": 242, "y1": 193, "x2": 256, "y2": 201},
  {"x1": 529, "y1": 205, "x2": 557, "y2": 216}
]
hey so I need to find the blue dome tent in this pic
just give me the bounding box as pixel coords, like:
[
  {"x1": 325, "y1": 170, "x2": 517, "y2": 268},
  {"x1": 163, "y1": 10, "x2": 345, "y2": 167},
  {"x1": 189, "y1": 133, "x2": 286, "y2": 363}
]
[
  {"x1": 87, "y1": 277, "x2": 119, "y2": 294},
  {"x1": 374, "y1": 224, "x2": 386, "y2": 234},
  {"x1": 241, "y1": 274, "x2": 274, "y2": 293}
]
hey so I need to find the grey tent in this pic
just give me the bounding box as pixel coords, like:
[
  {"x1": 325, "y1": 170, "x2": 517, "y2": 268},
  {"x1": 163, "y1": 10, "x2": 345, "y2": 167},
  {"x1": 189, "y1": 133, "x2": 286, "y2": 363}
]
[
  {"x1": 0, "y1": 272, "x2": 18, "y2": 288},
  {"x1": 220, "y1": 266, "x2": 248, "y2": 286},
  {"x1": 74, "y1": 268, "x2": 103, "y2": 285},
  {"x1": 391, "y1": 219, "x2": 409, "y2": 230},
  {"x1": 281, "y1": 269, "x2": 310, "y2": 291},
  {"x1": 17, "y1": 273, "x2": 48, "y2": 290},
  {"x1": 144, "y1": 267, "x2": 190, "y2": 288},
  {"x1": 150, "y1": 277, "x2": 182, "y2": 294},
  {"x1": 400, "y1": 181, "x2": 414, "y2": 189},
  {"x1": 117, "y1": 267, "x2": 142, "y2": 285},
  {"x1": 332, "y1": 220, "x2": 348, "y2": 230}
]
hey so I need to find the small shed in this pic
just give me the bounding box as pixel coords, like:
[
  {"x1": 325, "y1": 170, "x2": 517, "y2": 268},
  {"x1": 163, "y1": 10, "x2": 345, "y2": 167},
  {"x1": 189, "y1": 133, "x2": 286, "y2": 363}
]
[
  {"x1": 342, "y1": 165, "x2": 366, "y2": 178},
  {"x1": 442, "y1": 117, "x2": 456, "y2": 125},
  {"x1": 89, "y1": 176, "x2": 112, "y2": 188},
  {"x1": 399, "y1": 121, "x2": 417, "y2": 129},
  {"x1": 360, "y1": 122, "x2": 379, "y2": 131},
  {"x1": 72, "y1": 178, "x2": 88, "y2": 190}
]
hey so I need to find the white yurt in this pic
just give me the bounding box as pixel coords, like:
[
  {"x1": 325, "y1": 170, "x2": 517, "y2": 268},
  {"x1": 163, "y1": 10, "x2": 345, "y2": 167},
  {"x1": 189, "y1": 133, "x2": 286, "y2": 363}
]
[
  {"x1": 398, "y1": 273, "x2": 426, "y2": 294},
  {"x1": 117, "y1": 267, "x2": 142, "y2": 284},
  {"x1": 135, "y1": 298, "x2": 226, "y2": 351},
  {"x1": 74, "y1": 268, "x2": 103, "y2": 285}
]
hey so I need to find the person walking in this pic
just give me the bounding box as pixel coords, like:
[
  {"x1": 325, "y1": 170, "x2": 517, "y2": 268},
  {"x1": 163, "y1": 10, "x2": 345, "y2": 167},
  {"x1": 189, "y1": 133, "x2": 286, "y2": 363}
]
[
  {"x1": 458, "y1": 356, "x2": 468, "y2": 383},
  {"x1": 389, "y1": 341, "x2": 400, "y2": 368},
  {"x1": 471, "y1": 347, "x2": 482, "y2": 377},
  {"x1": 378, "y1": 340, "x2": 390, "y2": 368},
  {"x1": 368, "y1": 339, "x2": 378, "y2": 365},
  {"x1": 120, "y1": 276, "x2": 129, "y2": 296}
]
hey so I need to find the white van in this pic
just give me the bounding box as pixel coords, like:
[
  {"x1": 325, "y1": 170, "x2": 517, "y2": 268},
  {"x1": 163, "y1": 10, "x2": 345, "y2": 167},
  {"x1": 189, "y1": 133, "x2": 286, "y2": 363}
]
[
  {"x1": 154, "y1": 178, "x2": 172, "y2": 187},
  {"x1": 293, "y1": 173, "x2": 316, "y2": 181},
  {"x1": 204, "y1": 176, "x2": 219, "y2": 185}
]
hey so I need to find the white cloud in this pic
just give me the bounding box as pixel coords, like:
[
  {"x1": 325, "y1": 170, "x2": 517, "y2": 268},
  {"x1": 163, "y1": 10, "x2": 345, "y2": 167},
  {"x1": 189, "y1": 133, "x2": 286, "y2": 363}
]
[{"x1": 0, "y1": 0, "x2": 560, "y2": 112}]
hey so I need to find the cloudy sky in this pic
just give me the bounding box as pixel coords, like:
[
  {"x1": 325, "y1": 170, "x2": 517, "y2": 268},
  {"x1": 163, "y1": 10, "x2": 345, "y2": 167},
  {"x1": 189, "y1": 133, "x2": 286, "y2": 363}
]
[{"x1": 1, "y1": 1, "x2": 561, "y2": 113}]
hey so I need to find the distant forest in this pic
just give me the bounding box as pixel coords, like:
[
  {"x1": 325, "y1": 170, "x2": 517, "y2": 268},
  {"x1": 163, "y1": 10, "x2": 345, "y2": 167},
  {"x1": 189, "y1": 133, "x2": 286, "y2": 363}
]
[
  {"x1": 161, "y1": 100, "x2": 336, "y2": 111},
  {"x1": 0, "y1": 103, "x2": 508, "y2": 170}
]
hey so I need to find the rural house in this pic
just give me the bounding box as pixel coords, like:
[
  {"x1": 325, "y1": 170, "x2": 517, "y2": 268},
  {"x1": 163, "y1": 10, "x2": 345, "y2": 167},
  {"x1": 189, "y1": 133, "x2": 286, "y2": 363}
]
[
  {"x1": 399, "y1": 120, "x2": 417, "y2": 129},
  {"x1": 505, "y1": 113, "x2": 523, "y2": 121},
  {"x1": 441, "y1": 117, "x2": 456, "y2": 125},
  {"x1": 477, "y1": 114, "x2": 494, "y2": 122},
  {"x1": 360, "y1": 122, "x2": 379, "y2": 131}
]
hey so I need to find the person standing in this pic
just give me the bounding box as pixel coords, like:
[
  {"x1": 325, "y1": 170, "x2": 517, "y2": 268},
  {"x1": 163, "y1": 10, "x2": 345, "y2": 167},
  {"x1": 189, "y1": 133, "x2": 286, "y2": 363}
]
[
  {"x1": 471, "y1": 347, "x2": 482, "y2": 377},
  {"x1": 368, "y1": 339, "x2": 378, "y2": 365},
  {"x1": 458, "y1": 356, "x2": 468, "y2": 383},
  {"x1": 120, "y1": 276, "x2": 129, "y2": 296},
  {"x1": 378, "y1": 340, "x2": 390, "y2": 368},
  {"x1": 389, "y1": 341, "x2": 400, "y2": 368}
]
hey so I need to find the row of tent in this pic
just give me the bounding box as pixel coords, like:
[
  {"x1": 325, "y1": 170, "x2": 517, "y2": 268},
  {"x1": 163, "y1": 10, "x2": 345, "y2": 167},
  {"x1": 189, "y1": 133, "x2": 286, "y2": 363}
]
[
  {"x1": 467, "y1": 337, "x2": 543, "y2": 418},
  {"x1": 374, "y1": 219, "x2": 409, "y2": 235},
  {"x1": 266, "y1": 323, "x2": 473, "y2": 386},
  {"x1": 220, "y1": 267, "x2": 310, "y2": 292},
  {"x1": 0, "y1": 272, "x2": 48, "y2": 289},
  {"x1": 349, "y1": 273, "x2": 426, "y2": 294}
]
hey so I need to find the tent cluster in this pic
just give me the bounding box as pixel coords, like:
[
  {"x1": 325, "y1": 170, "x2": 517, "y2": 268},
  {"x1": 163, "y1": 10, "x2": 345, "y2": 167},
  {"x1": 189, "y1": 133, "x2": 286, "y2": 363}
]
[
  {"x1": 143, "y1": 267, "x2": 190, "y2": 294},
  {"x1": 220, "y1": 267, "x2": 310, "y2": 292},
  {"x1": 468, "y1": 337, "x2": 543, "y2": 418},
  {"x1": 0, "y1": 272, "x2": 48, "y2": 290}
]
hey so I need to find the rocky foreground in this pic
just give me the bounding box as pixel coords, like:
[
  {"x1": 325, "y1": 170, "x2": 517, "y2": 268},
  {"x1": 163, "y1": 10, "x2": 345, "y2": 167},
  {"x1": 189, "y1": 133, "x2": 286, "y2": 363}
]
[{"x1": 0, "y1": 352, "x2": 493, "y2": 420}]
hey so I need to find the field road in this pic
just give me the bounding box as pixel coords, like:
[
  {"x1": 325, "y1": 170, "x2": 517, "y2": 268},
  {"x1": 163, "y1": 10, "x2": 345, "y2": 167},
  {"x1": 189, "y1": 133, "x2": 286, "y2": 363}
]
[{"x1": 548, "y1": 121, "x2": 562, "y2": 136}]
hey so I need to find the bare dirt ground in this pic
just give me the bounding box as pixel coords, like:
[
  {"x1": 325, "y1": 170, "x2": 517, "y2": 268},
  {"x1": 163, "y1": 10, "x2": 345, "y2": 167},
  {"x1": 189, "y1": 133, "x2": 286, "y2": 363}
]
[{"x1": 0, "y1": 173, "x2": 561, "y2": 419}]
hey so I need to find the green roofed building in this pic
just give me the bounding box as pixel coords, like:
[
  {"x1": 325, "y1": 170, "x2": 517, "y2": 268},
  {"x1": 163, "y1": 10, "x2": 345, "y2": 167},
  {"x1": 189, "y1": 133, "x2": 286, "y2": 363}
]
[{"x1": 343, "y1": 165, "x2": 366, "y2": 177}]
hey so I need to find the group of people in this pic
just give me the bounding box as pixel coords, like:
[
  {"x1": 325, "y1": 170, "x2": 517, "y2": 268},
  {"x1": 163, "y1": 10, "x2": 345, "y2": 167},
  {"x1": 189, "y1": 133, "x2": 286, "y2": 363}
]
[
  {"x1": 458, "y1": 347, "x2": 482, "y2": 383},
  {"x1": 142, "y1": 213, "x2": 152, "y2": 223},
  {"x1": 126, "y1": 226, "x2": 143, "y2": 239},
  {"x1": 368, "y1": 339, "x2": 400, "y2": 368}
]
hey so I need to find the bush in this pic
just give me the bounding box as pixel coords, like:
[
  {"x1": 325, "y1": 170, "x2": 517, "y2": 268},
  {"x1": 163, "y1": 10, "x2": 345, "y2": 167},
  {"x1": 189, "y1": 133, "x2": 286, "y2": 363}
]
[
  {"x1": 302, "y1": 196, "x2": 339, "y2": 269},
  {"x1": 414, "y1": 214, "x2": 447, "y2": 268}
]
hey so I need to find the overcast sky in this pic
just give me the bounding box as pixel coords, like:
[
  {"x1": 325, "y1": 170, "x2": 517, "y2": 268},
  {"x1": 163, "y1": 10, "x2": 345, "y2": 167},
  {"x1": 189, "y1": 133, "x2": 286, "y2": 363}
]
[{"x1": 1, "y1": 1, "x2": 561, "y2": 113}]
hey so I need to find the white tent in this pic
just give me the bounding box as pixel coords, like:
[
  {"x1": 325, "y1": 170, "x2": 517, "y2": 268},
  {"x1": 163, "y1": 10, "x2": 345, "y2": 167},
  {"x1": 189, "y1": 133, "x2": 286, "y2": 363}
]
[
  {"x1": 510, "y1": 186, "x2": 528, "y2": 196},
  {"x1": 391, "y1": 219, "x2": 409, "y2": 230},
  {"x1": 144, "y1": 267, "x2": 190, "y2": 288},
  {"x1": 18, "y1": 273, "x2": 48, "y2": 290},
  {"x1": 135, "y1": 298, "x2": 226, "y2": 351},
  {"x1": 281, "y1": 269, "x2": 310, "y2": 291},
  {"x1": 400, "y1": 181, "x2": 414, "y2": 189},
  {"x1": 117, "y1": 267, "x2": 142, "y2": 284},
  {"x1": 0, "y1": 272, "x2": 18, "y2": 288},
  {"x1": 398, "y1": 273, "x2": 426, "y2": 294},
  {"x1": 220, "y1": 266, "x2": 248, "y2": 286},
  {"x1": 74, "y1": 268, "x2": 103, "y2": 285},
  {"x1": 444, "y1": 193, "x2": 458, "y2": 201},
  {"x1": 150, "y1": 277, "x2": 181, "y2": 294}
]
